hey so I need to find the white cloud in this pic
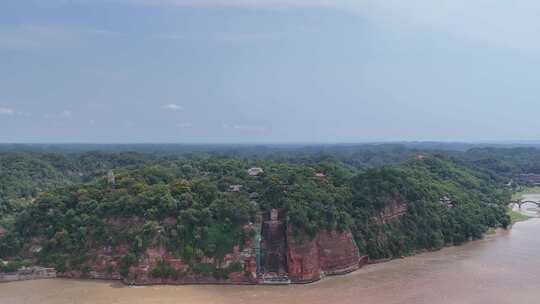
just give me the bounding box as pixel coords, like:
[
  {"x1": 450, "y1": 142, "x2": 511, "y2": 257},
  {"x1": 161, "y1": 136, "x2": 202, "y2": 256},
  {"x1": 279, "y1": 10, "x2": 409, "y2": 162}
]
[
  {"x1": 113, "y1": 0, "x2": 540, "y2": 51},
  {"x1": 153, "y1": 34, "x2": 187, "y2": 40},
  {"x1": 223, "y1": 123, "x2": 267, "y2": 131},
  {"x1": 0, "y1": 25, "x2": 77, "y2": 50},
  {"x1": 161, "y1": 103, "x2": 184, "y2": 111},
  {"x1": 176, "y1": 122, "x2": 193, "y2": 128},
  {"x1": 109, "y1": 0, "x2": 337, "y2": 8},
  {"x1": 85, "y1": 29, "x2": 123, "y2": 36},
  {"x1": 0, "y1": 25, "x2": 124, "y2": 51},
  {"x1": 44, "y1": 110, "x2": 72, "y2": 119},
  {"x1": 154, "y1": 31, "x2": 280, "y2": 43},
  {"x1": 214, "y1": 32, "x2": 282, "y2": 43},
  {"x1": 0, "y1": 107, "x2": 15, "y2": 115},
  {"x1": 18, "y1": 1, "x2": 537, "y2": 52},
  {"x1": 350, "y1": 0, "x2": 540, "y2": 51},
  {"x1": 0, "y1": 106, "x2": 32, "y2": 117}
]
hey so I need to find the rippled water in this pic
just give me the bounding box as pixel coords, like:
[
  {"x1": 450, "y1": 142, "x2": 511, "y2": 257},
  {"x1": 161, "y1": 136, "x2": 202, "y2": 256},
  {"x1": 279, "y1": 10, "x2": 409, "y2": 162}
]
[{"x1": 2, "y1": 199, "x2": 540, "y2": 304}]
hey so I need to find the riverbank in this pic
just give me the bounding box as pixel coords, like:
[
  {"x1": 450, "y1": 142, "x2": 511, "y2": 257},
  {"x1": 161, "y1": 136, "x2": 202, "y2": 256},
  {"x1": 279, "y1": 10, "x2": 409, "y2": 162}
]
[
  {"x1": 2, "y1": 194, "x2": 533, "y2": 287},
  {"x1": 507, "y1": 208, "x2": 531, "y2": 223},
  {"x1": 0, "y1": 267, "x2": 56, "y2": 283},
  {"x1": 0, "y1": 219, "x2": 521, "y2": 287},
  {"x1": 3, "y1": 218, "x2": 540, "y2": 304},
  {"x1": 6, "y1": 222, "x2": 511, "y2": 287}
]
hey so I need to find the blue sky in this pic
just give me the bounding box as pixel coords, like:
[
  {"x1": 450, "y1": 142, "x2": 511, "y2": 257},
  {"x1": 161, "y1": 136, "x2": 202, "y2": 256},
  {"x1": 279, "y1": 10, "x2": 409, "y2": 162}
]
[{"x1": 2, "y1": 0, "x2": 540, "y2": 143}]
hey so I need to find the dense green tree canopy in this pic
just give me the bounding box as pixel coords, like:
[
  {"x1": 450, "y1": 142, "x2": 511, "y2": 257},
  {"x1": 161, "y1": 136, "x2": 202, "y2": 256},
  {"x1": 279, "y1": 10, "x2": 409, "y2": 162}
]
[{"x1": 1, "y1": 144, "x2": 529, "y2": 275}]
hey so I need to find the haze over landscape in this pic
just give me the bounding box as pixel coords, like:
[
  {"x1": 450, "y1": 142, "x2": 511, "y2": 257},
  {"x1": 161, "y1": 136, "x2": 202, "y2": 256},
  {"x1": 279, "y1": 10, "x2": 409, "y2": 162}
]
[{"x1": 3, "y1": 0, "x2": 540, "y2": 143}]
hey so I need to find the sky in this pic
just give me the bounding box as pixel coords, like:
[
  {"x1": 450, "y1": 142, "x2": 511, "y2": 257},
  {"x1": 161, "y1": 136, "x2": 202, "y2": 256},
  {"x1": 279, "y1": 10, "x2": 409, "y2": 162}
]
[{"x1": 2, "y1": 0, "x2": 540, "y2": 143}]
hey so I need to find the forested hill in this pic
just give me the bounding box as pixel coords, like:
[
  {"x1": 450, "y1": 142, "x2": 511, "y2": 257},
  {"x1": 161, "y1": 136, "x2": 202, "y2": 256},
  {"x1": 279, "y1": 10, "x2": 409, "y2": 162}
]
[
  {"x1": 0, "y1": 151, "x2": 155, "y2": 213},
  {"x1": 0, "y1": 146, "x2": 413, "y2": 214},
  {"x1": 2, "y1": 143, "x2": 540, "y2": 214},
  {"x1": 0, "y1": 146, "x2": 514, "y2": 282}
]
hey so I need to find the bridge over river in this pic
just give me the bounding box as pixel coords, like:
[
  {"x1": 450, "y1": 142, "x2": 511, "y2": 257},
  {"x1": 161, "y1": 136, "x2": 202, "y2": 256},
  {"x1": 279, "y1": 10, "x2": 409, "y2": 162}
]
[{"x1": 510, "y1": 199, "x2": 540, "y2": 209}]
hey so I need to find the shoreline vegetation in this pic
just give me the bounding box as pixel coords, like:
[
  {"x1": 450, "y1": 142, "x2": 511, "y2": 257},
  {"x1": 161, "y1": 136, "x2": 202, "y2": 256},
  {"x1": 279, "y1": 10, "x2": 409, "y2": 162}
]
[
  {"x1": 507, "y1": 208, "x2": 531, "y2": 223},
  {"x1": 0, "y1": 213, "x2": 526, "y2": 286},
  {"x1": 2, "y1": 196, "x2": 530, "y2": 287}
]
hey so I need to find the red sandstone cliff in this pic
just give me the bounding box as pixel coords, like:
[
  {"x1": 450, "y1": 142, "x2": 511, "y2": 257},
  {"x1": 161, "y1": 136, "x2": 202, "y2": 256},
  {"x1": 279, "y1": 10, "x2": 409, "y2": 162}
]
[
  {"x1": 125, "y1": 246, "x2": 254, "y2": 285},
  {"x1": 60, "y1": 223, "x2": 258, "y2": 285},
  {"x1": 286, "y1": 229, "x2": 320, "y2": 283},
  {"x1": 286, "y1": 226, "x2": 366, "y2": 283},
  {"x1": 57, "y1": 210, "x2": 373, "y2": 285}
]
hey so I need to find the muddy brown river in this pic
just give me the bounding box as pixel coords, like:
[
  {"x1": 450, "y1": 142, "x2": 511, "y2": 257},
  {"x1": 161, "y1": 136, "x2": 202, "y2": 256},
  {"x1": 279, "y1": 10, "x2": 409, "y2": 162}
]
[{"x1": 2, "y1": 197, "x2": 540, "y2": 304}]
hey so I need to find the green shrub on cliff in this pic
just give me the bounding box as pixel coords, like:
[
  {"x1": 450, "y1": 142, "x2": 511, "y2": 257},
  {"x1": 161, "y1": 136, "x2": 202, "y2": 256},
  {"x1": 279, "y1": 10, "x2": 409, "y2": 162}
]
[
  {"x1": 0, "y1": 259, "x2": 31, "y2": 273},
  {"x1": 150, "y1": 259, "x2": 178, "y2": 279}
]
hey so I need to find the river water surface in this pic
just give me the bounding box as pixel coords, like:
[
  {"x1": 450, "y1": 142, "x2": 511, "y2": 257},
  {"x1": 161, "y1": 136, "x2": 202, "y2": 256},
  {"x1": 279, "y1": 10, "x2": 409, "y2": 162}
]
[{"x1": 2, "y1": 196, "x2": 540, "y2": 304}]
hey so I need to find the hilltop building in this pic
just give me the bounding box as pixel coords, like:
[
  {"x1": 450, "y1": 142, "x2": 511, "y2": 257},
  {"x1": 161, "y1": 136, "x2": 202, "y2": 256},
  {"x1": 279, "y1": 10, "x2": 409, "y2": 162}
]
[
  {"x1": 439, "y1": 196, "x2": 456, "y2": 208},
  {"x1": 107, "y1": 170, "x2": 116, "y2": 185},
  {"x1": 248, "y1": 167, "x2": 264, "y2": 176},
  {"x1": 518, "y1": 173, "x2": 540, "y2": 185},
  {"x1": 229, "y1": 185, "x2": 243, "y2": 192}
]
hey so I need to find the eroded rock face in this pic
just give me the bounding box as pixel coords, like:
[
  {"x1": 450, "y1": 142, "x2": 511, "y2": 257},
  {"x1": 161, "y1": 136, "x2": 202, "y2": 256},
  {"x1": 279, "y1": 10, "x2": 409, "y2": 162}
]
[
  {"x1": 61, "y1": 224, "x2": 258, "y2": 285},
  {"x1": 60, "y1": 246, "x2": 123, "y2": 280},
  {"x1": 378, "y1": 197, "x2": 408, "y2": 223},
  {"x1": 286, "y1": 226, "x2": 365, "y2": 283},
  {"x1": 58, "y1": 211, "x2": 368, "y2": 285},
  {"x1": 124, "y1": 224, "x2": 259, "y2": 285},
  {"x1": 286, "y1": 229, "x2": 321, "y2": 283},
  {"x1": 124, "y1": 244, "x2": 257, "y2": 285},
  {"x1": 318, "y1": 230, "x2": 362, "y2": 275}
]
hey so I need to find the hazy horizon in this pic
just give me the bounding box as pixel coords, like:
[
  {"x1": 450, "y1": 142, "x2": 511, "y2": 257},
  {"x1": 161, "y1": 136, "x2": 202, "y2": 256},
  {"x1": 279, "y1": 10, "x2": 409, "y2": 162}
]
[
  {"x1": 5, "y1": 140, "x2": 540, "y2": 145},
  {"x1": 3, "y1": 1, "x2": 540, "y2": 143}
]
